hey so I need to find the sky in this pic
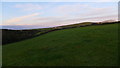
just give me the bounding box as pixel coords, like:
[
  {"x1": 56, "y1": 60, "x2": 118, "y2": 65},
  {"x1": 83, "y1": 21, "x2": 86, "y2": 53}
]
[
  {"x1": 1, "y1": 1, "x2": 119, "y2": 29},
  {"x1": 1, "y1": 0, "x2": 119, "y2": 2}
]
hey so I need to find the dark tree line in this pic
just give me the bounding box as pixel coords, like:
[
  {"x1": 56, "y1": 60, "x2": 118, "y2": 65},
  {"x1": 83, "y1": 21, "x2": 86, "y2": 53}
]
[{"x1": 2, "y1": 29, "x2": 40, "y2": 45}]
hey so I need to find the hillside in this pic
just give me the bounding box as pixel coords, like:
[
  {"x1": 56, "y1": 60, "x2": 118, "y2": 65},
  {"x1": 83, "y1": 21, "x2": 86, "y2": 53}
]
[
  {"x1": 3, "y1": 23, "x2": 118, "y2": 66},
  {"x1": 2, "y1": 21, "x2": 119, "y2": 45}
]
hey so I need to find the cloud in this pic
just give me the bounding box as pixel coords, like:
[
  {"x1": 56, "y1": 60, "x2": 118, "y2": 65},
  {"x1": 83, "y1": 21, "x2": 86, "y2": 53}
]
[
  {"x1": 50, "y1": 3, "x2": 117, "y2": 19},
  {"x1": 52, "y1": 4, "x2": 89, "y2": 16},
  {"x1": 33, "y1": 14, "x2": 118, "y2": 27},
  {"x1": 5, "y1": 13, "x2": 40, "y2": 24},
  {"x1": 85, "y1": 7, "x2": 118, "y2": 16},
  {"x1": 3, "y1": 2, "x2": 118, "y2": 27},
  {"x1": 14, "y1": 3, "x2": 42, "y2": 11}
]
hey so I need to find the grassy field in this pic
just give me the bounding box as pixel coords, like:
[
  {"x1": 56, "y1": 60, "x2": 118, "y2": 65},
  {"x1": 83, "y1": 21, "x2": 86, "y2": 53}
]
[{"x1": 3, "y1": 24, "x2": 118, "y2": 66}]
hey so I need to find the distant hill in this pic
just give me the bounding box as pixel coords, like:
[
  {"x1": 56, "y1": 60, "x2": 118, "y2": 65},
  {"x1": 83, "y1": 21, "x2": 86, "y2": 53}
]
[{"x1": 1, "y1": 25, "x2": 47, "y2": 30}]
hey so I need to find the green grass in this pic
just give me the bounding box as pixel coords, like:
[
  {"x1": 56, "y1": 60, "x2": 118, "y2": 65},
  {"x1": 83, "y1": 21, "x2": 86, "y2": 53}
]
[{"x1": 3, "y1": 24, "x2": 118, "y2": 66}]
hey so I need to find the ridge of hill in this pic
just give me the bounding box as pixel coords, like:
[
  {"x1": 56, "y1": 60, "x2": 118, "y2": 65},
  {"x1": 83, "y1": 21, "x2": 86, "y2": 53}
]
[{"x1": 2, "y1": 21, "x2": 119, "y2": 45}]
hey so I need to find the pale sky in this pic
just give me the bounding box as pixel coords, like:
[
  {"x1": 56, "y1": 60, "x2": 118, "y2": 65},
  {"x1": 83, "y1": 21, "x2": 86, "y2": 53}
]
[
  {"x1": 1, "y1": 0, "x2": 119, "y2": 2},
  {"x1": 1, "y1": 1, "x2": 118, "y2": 28}
]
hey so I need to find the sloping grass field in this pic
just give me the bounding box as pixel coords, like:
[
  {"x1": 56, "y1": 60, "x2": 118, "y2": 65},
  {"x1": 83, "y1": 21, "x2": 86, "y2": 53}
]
[{"x1": 3, "y1": 24, "x2": 118, "y2": 66}]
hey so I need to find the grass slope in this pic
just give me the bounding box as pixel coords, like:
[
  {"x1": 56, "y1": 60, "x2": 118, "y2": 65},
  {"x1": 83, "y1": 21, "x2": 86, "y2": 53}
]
[{"x1": 3, "y1": 24, "x2": 118, "y2": 66}]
